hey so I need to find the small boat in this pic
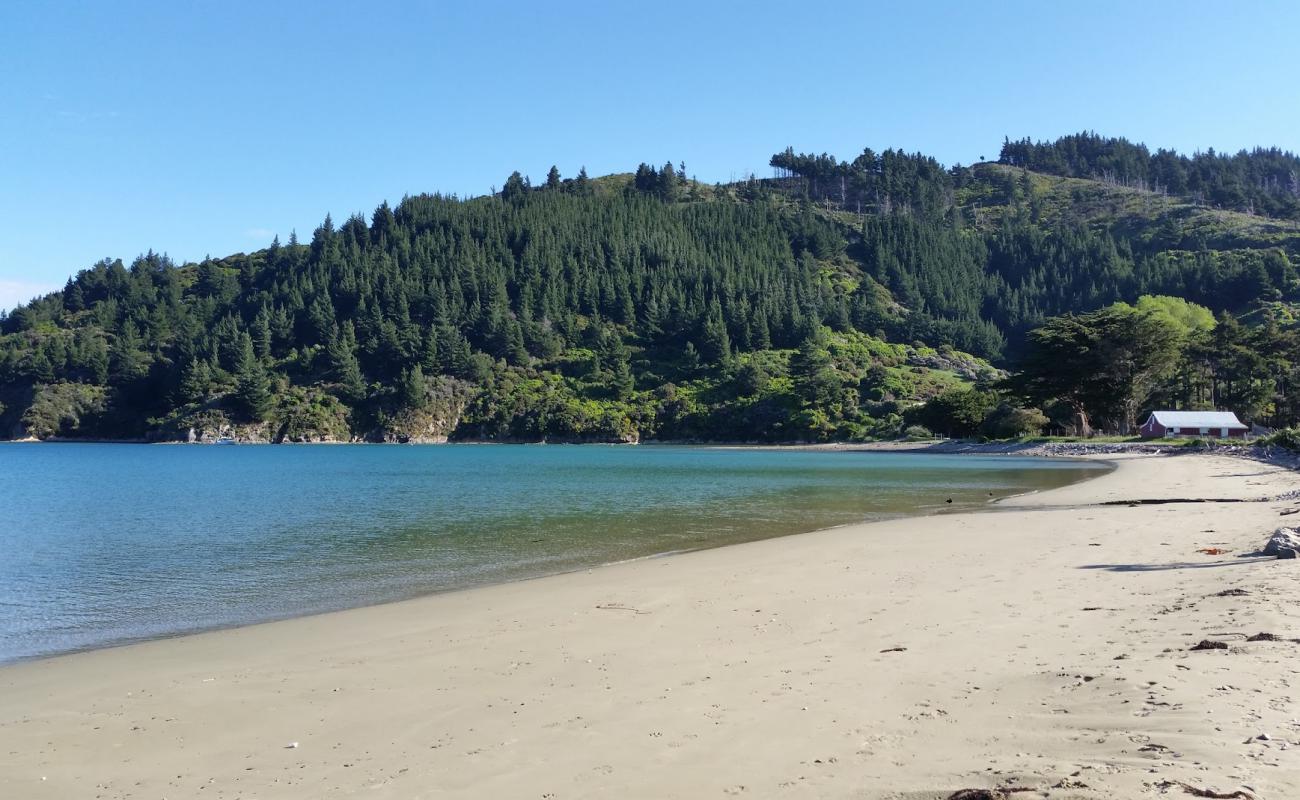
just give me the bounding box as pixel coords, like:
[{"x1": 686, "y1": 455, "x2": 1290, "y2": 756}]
[{"x1": 213, "y1": 437, "x2": 236, "y2": 445}]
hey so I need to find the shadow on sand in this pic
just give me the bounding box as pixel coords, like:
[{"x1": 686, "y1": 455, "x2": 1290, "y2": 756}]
[{"x1": 1078, "y1": 555, "x2": 1275, "y2": 572}]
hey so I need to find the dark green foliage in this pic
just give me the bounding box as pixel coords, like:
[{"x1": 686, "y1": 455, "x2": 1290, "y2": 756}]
[
  {"x1": 177, "y1": 358, "x2": 212, "y2": 405},
  {"x1": 680, "y1": 342, "x2": 701, "y2": 373},
  {"x1": 501, "y1": 171, "x2": 529, "y2": 203},
  {"x1": 4, "y1": 133, "x2": 1300, "y2": 442},
  {"x1": 0, "y1": 172, "x2": 869, "y2": 440},
  {"x1": 770, "y1": 146, "x2": 955, "y2": 218},
  {"x1": 230, "y1": 333, "x2": 272, "y2": 421},
  {"x1": 700, "y1": 303, "x2": 731, "y2": 363},
  {"x1": 905, "y1": 387, "x2": 997, "y2": 438},
  {"x1": 1184, "y1": 311, "x2": 1300, "y2": 429},
  {"x1": 1257, "y1": 428, "x2": 1300, "y2": 450},
  {"x1": 772, "y1": 142, "x2": 1300, "y2": 362},
  {"x1": 789, "y1": 329, "x2": 839, "y2": 408},
  {"x1": 1006, "y1": 304, "x2": 1182, "y2": 434},
  {"x1": 327, "y1": 323, "x2": 367, "y2": 403},
  {"x1": 274, "y1": 387, "x2": 353, "y2": 443},
  {"x1": 980, "y1": 403, "x2": 1049, "y2": 439},
  {"x1": 398, "y1": 365, "x2": 427, "y2": 410},
  {"x1": 21, "y1": 385, "x2": 107, "y2": 442},
  {"x1": 1007, "y1": 297, "x2": 1300, "y2": 435},
  {"x1": 734, "y1": 359, "x2": 769, "y2": 396},
  {"x1": 20, "y1": 383, "x2": 109, "y2": 439},
  {"x1": 903, "y1": 424, "x2": 934, "y2": 441}
]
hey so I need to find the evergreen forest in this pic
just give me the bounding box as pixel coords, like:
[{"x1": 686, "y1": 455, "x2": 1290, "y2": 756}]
[{"x1": 3, "y1": 132, "x2": 1299, "y2": 443}]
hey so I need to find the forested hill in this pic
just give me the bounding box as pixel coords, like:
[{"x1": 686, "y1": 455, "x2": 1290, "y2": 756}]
[
  {"x1": 998, "y1": 132, "x2": 1300, "y2": 220},
  {"x1": 2, "y1": 132, "x2": 1298, "y2": 443}
]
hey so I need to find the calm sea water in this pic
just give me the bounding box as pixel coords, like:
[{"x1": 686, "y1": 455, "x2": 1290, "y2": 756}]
[{"x1": 0, "y1": 444, "x2": 1105, "y2": 663}]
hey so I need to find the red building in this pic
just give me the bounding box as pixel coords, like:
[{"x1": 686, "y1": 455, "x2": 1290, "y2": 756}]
[{"x1": 1138, "y1": 410, "x2": 1248, "y2": 439}]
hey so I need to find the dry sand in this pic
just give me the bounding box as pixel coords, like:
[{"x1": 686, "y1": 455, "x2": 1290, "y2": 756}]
[{"x1": 2, "y1": 452, "x2": 1299, "y2": 799}]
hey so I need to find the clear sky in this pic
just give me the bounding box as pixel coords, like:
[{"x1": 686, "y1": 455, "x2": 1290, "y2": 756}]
[{"x1": 3, "y1": 0, "x2": 1299, "y2": 310}]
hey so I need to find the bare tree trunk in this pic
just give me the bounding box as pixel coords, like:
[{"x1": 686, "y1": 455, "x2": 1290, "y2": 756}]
[{"x1": 1073, "y1": 405, "x2": 1093, "y2": 438}]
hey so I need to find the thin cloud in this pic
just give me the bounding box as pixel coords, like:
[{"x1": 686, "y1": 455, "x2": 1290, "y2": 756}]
[
  {"x1": 0, "y1": 279, "x2": 61, "y2": 313},
  {"x1": 54, "y1": 108, "x2": 122, "y2": 124},
  {"x1": 244, "y1": 228, "x2": 276, "y2": 241}
]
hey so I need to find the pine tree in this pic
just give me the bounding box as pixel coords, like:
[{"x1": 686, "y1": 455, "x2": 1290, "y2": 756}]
[
  {"x1": 611, "y1": 358, "x2": 634, "y2": 400},
  {"x1": 659, "y1": 161, "x2": 678, "y2": 200},
  {"x1": 502, "y1": 171, "x2": 529, "y2": 203},
  {"x1": 420, "y1": 327, "x2": 440, "y2": 373},
  {"x1": 444, "y1": 331, "x2": 475, "y2": 380},
  {"x1": 327, "y1": 323, "x2": 366, "y2": 403},
  {"x1": 110, "y1": 324, "x2": 149, "y2": 383},
  {"x1": 736, "y1": 360, "x2": 769, "y2": 395},
  {"x1": 63, "y1": 279, "x2": 85, "y2": 312},
  {"x1": 231, "y1": 333, "x2": 272, "y2": 421},
  {"x1": 790, "y1": 328, "x2": 839, "y2": 407},
  {"x1": 827, "y1": 297, "x2": 852, "y2": 332},
  {"x1": 27, "y1": 342, "x2": 56, "y2": 382},
  {"x1": 85, "y1": 334, "x2": 109, "y2": 384},
  {"x1": 178, "y1": 358, "x2": 212, "y2": 404},
  {"x1": 398, "y1": 365, "x2": 426, "y2": 409},
  {"x1": 682, "y1": 341, "x2": 701, "y2": 372},
  {"x1": 251, "y1": 309, "x2": 272, "y2": 360},
  {"x1": 700, "y1": 304, "x2": 731, "y2": 362},
  {"x1": 572, "y1": 166, "x2": 592, "y2": 196}
]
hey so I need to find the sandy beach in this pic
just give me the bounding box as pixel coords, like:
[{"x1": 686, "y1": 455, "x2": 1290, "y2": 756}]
[{"x1": 2, "y1": 452, "x2": 1298, "y2": 799}]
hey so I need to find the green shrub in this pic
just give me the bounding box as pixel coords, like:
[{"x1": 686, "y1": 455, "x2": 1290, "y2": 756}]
[
  {"x1": 903, "y1": 424, "x2": 934, "y2": 441},
  {"x1": 981, "y1": 403, "x2": 1049, "y2": 439},
  {"x1": 1257, "y1": 428, "x2": 1300, "y2": 450},
  {"x1": 20, "y1": 383, "x2": 107, "y2": 439},
  {"x1": 904, "y1": 387, "x2": 997, "y2": 438},
  {"x1": 274, "y1": 387, "x2": 352, "y2": 442}
]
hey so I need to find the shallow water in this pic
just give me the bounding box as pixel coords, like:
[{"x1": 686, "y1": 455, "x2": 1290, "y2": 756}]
[{"x1": 0, "y1": 443, "x2": 1106, "y2": 662}]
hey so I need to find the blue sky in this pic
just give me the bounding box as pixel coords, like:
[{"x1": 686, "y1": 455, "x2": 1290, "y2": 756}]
[{"x1": 3, "y1": 0, "x2": 1299, "y2": 310}]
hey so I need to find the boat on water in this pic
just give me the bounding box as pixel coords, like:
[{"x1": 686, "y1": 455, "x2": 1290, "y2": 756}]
[{"x1": 213, "y1": 437, "x2": 236, "y2": 445}]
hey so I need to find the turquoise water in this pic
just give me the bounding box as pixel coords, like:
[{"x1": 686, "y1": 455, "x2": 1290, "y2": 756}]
[{"x1": 0, "y1": 444, "x2": 1106, "y2": 663}]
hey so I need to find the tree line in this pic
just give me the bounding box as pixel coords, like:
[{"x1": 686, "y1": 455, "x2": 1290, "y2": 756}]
[
  {"x1": 1000, "y1": 131, "x2": 1300, "y2": 220},
  {"x1": 2, "y1": 133, "x2": 1298, "y2": 443}
]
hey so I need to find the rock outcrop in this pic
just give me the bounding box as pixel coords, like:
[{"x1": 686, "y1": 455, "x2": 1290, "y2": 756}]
[{"x1": 1263, "y1": 527, "x2": 1300, "y2": 559}]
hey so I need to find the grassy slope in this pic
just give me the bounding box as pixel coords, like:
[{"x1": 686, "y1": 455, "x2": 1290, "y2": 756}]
[{"x1": 967, "y1": 163, "x2": 1300, "y2": 255}]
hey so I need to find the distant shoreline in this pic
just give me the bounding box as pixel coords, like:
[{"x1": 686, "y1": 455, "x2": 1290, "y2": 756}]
[{"x1": 5, "y1": 433, "x2": 1293, "y2": 468}]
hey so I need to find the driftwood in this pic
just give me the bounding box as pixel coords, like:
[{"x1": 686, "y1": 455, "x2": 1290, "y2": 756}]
[
  {"x1": 594, "y1": 603, "x2": 648, "y2": 615},
  {"x1": 946, "y1": 789, "x2": 1038, "y2": 800},
  {"x1": 1102, "y1": 498, "x2": 1248, "y2": 506},
  {"x1": 1154, "y1": 779, "x2": 1254, "y2": 799}
]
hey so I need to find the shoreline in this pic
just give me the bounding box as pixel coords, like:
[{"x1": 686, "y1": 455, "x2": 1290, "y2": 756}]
[
  {"x1": 8, "y1": 434, "x2": 1298, "y2": 477},
  {"x1": 2, "y1": 452, "x2": 1298, "y2": 798},
  {"x1": 0, "y1": 450, "x2": 1110, "y2": 667}
]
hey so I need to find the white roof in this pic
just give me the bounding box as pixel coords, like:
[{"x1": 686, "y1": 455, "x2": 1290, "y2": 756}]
[{"x1": 1146, "y1": 410, "x2": 1246, "y2": 428}]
